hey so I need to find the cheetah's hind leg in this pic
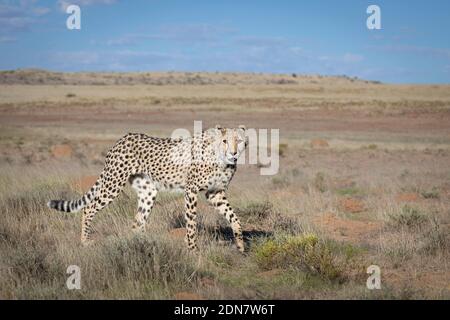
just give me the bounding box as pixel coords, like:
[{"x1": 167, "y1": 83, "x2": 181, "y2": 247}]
[
  {"x1": 80, "y1": 175, "x2": 127, "y2": 245},
  {"x1": 129, "y1": 174, "x2": 158, "y2": 232}
]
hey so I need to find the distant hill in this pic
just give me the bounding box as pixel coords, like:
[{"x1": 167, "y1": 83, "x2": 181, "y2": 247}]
[{"x1": 0, "y1": 69, "x2": 379, "y2": 85}]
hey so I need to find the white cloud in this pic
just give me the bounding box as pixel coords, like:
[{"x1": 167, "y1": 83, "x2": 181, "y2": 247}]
[
  {"x1": 49, "y1": 50, "x2": 187, "y2": 71},
  {"x1": 317, "y1": 53, "x2": 364, "y2": 64},
  {"x1": 318, "y1": 56, "x2": 330, "y2": 61},
  {"x1": 106, "y1": 36, "x2": 137, "y2": 46},
  {"x1": 370, "y1": 45, "x2": 450, "y2": 60},
  {"x1": 0, "y1": 16, "x2": 33, "y2": 30},
  {"x1": 58, "y1": 52, "x2": 99, "y2": 66},
  {"x1": 105, "y1": 23, "x2": 237, "y2": 46},
  {"x1": 290, "y1": 46, "x2": 304, "y2": 55},
  {"x1": 0, "y1": 36, "x2": 16, "y2": 43},
  {"x1": 343, "y1": 53, "x2": 364, "y2": 63},
  {"x1": 234, "y1": 36, "x2": 286, "y2": 47},
  {"x1": 32, "y1": 7, "x2": 51, "y2": 16},
  {"x1": 0, "y1": 1, "x2": 50, "y2": 34},
  {"x1": 58, "y1": 0, "x2": 117, "y2": 12},
  {"x1": 0, "y1": 4, "x2": 23, "y2": 18}
]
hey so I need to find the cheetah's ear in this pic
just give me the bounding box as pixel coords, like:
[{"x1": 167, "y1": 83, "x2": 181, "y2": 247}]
[
  {"x1": 238, "y1": 125, "x2": 246, "y2": 131},
  {"x1": 215, "y1": 124, "x2": 226, "y2": 135}
]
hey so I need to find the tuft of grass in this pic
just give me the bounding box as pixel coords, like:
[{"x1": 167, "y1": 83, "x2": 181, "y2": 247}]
[
  {"x1": 388, "y1": 205, "x2": 427, "y2": 229},
  {"x1": 269, "y1": 168, "x2": 303, "y2": 189},
  {"x1": 420, "y1": 187, "x2": 439, "y2": 199},
  {"x1": 336, "y1": 186, "x2": 363, "y2": 197},
  {"x1": 236, "y1": 201, "x2": 273, "y2": 223},
  {"x1": 399, "y1": 169, "x2": 410, "y2": 179},
  {"x1": 291, "y1": 168, "x2": 301, "y2": 177},
  {"x1": 235, "y1": 199, "x2": 300, "y2": 234},
  {"x1": 4, "y1": 244, "x2": 65, "y2": 285},
  {"x1": 268, "y1": 213, "x2": 302, "y2": 235},
  {"x1": 251, "y1": 234, "x2": 356, "y2": 281},
  {"x1": 207, "y1": 251, "x2": 236, "y2": 269},
  {"x1": 100, "y1": 235, "x2": 198, "y2": 286},
  {"x1": 314, "y1": 172, "x2": 327, "y2": 193},
  {"x1": 278, "y1": 143, "x2": 288, "y2": 157},
  {"x1": 271, "y1": 175, "x2": 290, "y2": 188},
  {"x1": 421, "y1": 218, "x2": 449, "y2": 254}
]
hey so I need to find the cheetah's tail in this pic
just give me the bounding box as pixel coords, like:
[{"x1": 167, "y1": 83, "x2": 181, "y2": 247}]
[{"x1": 47, "y1": 176, "x2": 102, "y2": 213}]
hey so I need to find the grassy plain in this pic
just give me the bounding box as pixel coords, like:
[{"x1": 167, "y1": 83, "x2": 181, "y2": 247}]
[{"x1": 0, "y1": 69, "x2": 449, "y2": 299}]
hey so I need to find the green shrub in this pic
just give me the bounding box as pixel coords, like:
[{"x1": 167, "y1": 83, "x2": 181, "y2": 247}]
[
  {"x1": 420, "y1": 188, "x2": 439, "y2": 199},
  {"x1": 388, "y1": 206, "x2": 427, "y2": 229},
  {"x1": 336, "y1": 186, "x2": 363, "y2": 197},
  {"x1": 252, "y1": 234, "x2": 351, "y2": 281}
]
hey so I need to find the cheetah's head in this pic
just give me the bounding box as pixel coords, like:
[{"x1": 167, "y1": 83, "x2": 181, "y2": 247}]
[{"x1": 214, "y1": 124, "x2": 248, "y2": 165}]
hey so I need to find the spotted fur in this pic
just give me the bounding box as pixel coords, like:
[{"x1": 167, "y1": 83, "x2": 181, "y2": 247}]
[{"x1": 47, "y1": 125, "x2": 248, "y2": 252}]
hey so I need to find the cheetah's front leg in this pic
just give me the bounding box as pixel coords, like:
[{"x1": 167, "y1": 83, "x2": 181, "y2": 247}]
[
  {"x1": 184, "y1": 188, "x2": 199, "y2": 251},
  {"x1": 206, "y1": 190, "x2": 244, "y2": 253}
]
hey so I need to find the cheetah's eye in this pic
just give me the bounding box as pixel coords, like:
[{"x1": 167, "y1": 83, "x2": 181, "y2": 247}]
[{"x1": 222, "y1": 139, "x2": 227, "y2": 144}]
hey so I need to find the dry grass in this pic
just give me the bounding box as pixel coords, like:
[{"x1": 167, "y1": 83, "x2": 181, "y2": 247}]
[
  {"x1": 0, "y1": 157, "x2": 448, "y2": 299},
  {"x1": 0, "y1": 70, "x2": 449, "y2": 299}
]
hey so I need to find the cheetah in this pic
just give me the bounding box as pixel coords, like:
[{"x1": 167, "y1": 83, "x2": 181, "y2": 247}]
[{"x1": 47, "y1": 125, "x2": 248, "y2": 252}]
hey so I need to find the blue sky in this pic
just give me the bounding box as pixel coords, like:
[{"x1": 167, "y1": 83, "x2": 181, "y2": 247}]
[{"x1": 1, "y1": 0, "x2": 449, "y2": 83}]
